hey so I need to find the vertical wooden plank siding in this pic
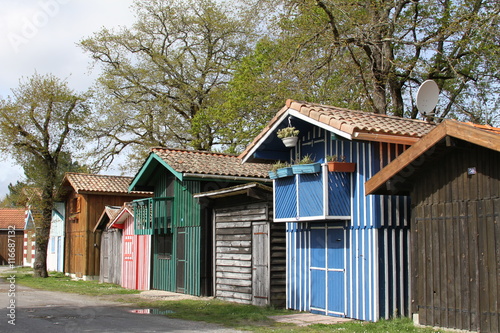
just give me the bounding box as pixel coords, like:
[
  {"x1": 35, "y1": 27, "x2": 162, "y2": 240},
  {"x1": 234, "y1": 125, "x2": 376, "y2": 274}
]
[
  {"x1": 151, "y1": 179, "x2": 202, "y2": 295},
  {"x1": 176, "y1": 180, "x2": 201, "y2": 295},
  {"x1": 99, "y1": 230, "x2": 122, "y2": 285},
  {"x1": 411, "y1": 146, "x2": 499, "y2": 333},
  {"x1": 286, "y1": 222, "x2": 310, "y2": 311},
  {"x1": 275, "y1": 177, "x2": 297, "y2": 219},
  {"x1": 0, "y1": 231, "x2": 23, "y2": 266},
  {"x1": 286, "y1": 136, "x2": 411, "y2": 322},
  {"x1": 299, "y1": 174, "x2": 323, "y2": 217},
  {"x1": 122, "y1": 213, "x2": 150, "y2": 290}
]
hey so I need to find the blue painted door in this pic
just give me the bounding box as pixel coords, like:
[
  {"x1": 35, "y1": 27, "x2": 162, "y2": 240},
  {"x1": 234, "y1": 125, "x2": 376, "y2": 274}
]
[
  {"x1": 57, "y1": 236, "x2": 63, "y2": 272},
  {"x1": 310, "y1": 225, "x2": 345, "y2": 316}
]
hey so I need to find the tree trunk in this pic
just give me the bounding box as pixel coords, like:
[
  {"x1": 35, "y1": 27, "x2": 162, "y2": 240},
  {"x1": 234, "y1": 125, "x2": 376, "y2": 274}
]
[{"x1": 33, "y1": 205, "x2": 52, "y2": 278}]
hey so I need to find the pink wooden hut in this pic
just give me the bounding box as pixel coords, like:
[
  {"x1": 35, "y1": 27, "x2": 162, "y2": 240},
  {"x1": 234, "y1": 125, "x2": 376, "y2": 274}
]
[{"x1": 108, "y1": 203, "x2": 151, "y2": 290}]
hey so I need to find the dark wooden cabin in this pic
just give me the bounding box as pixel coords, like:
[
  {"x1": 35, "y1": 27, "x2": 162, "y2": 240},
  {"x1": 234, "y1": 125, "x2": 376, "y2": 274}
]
[
  {"x1": 194, "y1": 182, "x2": 286, "y2": 307},
  {"x1": 60, "y1": 173, "x2": 151, "y2": 280},
  {"x1": 366, "y1": 120, "x2": 500, "y2": 333}
]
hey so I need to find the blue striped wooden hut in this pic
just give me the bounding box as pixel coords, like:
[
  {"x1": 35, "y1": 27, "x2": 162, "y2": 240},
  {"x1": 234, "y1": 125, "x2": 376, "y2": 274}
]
[{"x1": 239, "y1": 99, "x2": 435, "y2": 321}]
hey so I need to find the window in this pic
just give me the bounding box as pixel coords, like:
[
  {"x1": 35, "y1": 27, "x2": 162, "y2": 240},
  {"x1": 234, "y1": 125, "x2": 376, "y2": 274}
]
[
  {"x1": 157, "y1": 232, "x2": 173, "y2": 260},
  {"x1": 50, "y1": 237, "x2": 56, "y2": 254},
  {"x1": 71, "y1": 196, "x2": 81, "y2": 214}
]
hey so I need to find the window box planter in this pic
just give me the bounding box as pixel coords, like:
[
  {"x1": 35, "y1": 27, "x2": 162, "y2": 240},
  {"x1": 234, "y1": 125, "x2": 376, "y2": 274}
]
[
  {"x1": 292, "y1": 162, "x2": 321, "y2": 174},
  {"x1": 268, "y1": 171, "x2": 278, "y2": 179},
  {"x1": 327, "y1": 162, "x2": 356, "y2": 173},
  {"x1": 276, "y1": 167, "x2": 294, "y2": 178}
]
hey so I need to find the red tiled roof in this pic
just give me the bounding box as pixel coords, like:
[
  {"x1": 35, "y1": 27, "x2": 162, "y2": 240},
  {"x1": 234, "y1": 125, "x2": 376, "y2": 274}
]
[
  {"x1": 63, "y1": 173, "x2": 150, "y2": 195},
  {"x1": 0, "y1": 208, "x2": 25, "y2": 229},
  {"x1": 288, "y1": 99, "x2": 436, "y2": 136},
  {"x1": 152, "y1": 148, "x2": 271, "y2": 178},
  {"x1": 239, "y1": 99, "x2": 436, "y2": 160}
]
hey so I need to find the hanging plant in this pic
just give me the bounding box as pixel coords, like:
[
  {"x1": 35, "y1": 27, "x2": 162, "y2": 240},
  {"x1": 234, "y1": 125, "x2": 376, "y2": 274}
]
[{"x1": 277, "y1": 127, "x2": 299, "y2": 148}]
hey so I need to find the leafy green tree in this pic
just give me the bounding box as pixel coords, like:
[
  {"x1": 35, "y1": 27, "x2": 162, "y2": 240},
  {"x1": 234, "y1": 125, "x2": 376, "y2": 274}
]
[
  {"x1": 80, "y1": 0, "x2": 258, "y2": 167},
  {"x1": 247, "y1": 0, "x2": 500, "y2": 124},
  {"x1": 0, "y1": 73, "x2": 91, "y2": 277},
  {"x1": 0, "y1": 181, "x2": 29, "y2": 208}
]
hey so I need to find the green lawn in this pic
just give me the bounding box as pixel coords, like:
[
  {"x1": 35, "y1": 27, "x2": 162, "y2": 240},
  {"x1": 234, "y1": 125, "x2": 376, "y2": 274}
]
[
  {"x1": 4, "y1": 268, "x2": 139, "y2": 296},
  {"x1": 2, "y1": 268, "x2": 444, "y2": 332}
]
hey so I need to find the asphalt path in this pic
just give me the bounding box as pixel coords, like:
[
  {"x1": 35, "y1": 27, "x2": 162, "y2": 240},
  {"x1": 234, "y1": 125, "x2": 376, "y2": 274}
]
[{"x1": 0, "y1": 271, "x2": 241, "y2": 333}]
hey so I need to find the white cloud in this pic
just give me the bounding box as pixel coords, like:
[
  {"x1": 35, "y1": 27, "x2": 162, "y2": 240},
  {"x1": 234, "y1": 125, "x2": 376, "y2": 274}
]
[{"x1": 0, "y1": 0, "x2": 136, "y2": 198}]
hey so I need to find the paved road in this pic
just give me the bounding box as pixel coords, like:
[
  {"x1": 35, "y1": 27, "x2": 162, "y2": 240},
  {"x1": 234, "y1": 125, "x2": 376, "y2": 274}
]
[{"x1": 0, "y1": 272, "x2": 240, "y2": 333}]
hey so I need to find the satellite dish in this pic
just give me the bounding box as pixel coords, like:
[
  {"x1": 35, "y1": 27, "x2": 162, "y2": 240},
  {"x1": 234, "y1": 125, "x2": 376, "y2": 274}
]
[{"x1": 416, "y1": 80, "x2": 439, "y2": 116}]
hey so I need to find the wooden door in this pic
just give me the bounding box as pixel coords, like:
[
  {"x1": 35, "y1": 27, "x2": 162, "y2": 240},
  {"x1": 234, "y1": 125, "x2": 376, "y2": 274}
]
[
  {"x1": 252, "y1": 222, "x2": 270, "y2": 306},
  {"x1": 176, "y1": 227, "x2": 186, "y2": 293},
  {"x1": 100, "y1": 233, "x2": 110, "y2": 282},
  {"x1": 310, "y1": 225, "x2": 345, "y2": 316}
]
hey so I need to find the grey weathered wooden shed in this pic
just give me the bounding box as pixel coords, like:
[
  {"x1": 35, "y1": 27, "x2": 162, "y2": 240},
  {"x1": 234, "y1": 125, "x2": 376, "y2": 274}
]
[
  {"x1": 94, "y1": 205, "x2": 122, "y2": 285},
  {"x1": 366, "y1": 120, "x2": 500, "y2": 333},
  {"x1": 194, "y1": 183, "x2": 286, "y2": 307}
]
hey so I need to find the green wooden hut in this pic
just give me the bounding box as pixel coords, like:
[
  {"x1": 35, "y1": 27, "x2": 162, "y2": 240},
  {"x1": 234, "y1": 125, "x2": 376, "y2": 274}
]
[{"x1": 128, "y1": 148, "x2": 271, "y2": 296}]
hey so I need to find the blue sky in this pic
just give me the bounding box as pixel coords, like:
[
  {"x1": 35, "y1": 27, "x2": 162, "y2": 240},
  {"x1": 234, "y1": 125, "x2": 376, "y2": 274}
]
[{"x1": 0, "y1": 0, "x2": 136, "y2": 198}]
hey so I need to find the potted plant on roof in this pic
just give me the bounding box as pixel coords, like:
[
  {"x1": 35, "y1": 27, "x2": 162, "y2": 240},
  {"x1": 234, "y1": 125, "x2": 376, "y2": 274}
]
[
  {"x1": 269, "y1": 161, "x2": 293, "y2": 178},
  {"x1": 292, "y1": 154, "x2": 321, "y2": 174},
  {"x1": 327, "y1": 155, "x2": 356, "y2": 172},
  {"x1": 277, "y1": 126, "x2": 300, "y2": 148}
]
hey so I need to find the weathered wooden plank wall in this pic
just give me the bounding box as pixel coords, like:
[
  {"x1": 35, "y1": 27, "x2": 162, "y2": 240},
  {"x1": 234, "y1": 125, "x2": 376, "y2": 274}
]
[
  {"x1": 99, "y1": 229, "x2": 122, "y2": 285},
  {"x1": 411, "y1": 145, "x2": 499, "y2": 333},
  {"x1": 214, "y1": 202, "x2": 285, "y2": 306}
]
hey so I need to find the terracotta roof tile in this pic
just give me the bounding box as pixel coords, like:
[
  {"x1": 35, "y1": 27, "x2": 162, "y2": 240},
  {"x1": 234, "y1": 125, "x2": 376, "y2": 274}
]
[
  {"x1": 287, "y1": 100, "x2": 435, "y2": 137},
  {"x1": 0, "y1": 208, "x2": 25, "y2": 229},
  {"x1": 151, "y1": 148, "x2": 271, "y2": 178},
  {"x1": 64, "y1": 173, "x2": 150, "y2": 195}
]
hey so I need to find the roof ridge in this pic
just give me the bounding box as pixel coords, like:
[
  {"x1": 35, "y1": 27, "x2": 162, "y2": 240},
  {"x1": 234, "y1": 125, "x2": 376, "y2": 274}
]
[
  {"x1": 289, "y1": 99, "x2": 434, "y2": 124},
  {"x1": 151, "y1": 147, "x2": 238, "y2": 158},
  {"x1": 65, "y1": 172, "x2": 132, "y2": 178}
]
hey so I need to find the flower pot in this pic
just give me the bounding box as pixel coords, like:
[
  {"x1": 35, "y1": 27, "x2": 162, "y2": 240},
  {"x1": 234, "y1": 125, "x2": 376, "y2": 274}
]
[
  {"x1": 327, "y1": 162, "x2": 356, "y2": 172},
  {"x1": 281, "y1": 136, "x2": 298, "y2": 148},
  {"x1": 276, "y1": 167, "x2": 294, "y2": 178},
  {"x1": 268, "y1": 171, "x2": 278, "y2": 179},
  {"x1": 292, "y1": 163, "x2": 321, "y2": 174}
]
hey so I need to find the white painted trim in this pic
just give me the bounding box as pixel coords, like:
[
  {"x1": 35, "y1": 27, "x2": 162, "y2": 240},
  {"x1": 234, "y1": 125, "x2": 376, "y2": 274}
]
[
  {"x1": 274, "y1": 216, "x2": 351, "y2": 223},
  {"x1": 288, "y1": 109, "x2": 352, "y2": 140},
  {"x1": 322, "y1": 163, "x2": 329, "y2": 216},
  {"x1": 241, "y1": 110, "x2": 291, "y2": 164}
]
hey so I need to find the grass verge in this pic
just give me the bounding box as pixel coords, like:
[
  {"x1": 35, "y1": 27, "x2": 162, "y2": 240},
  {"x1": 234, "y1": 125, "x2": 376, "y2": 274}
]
[
  {"x1": 3, "y1": 267, "x2": 139, "y2": 296},
  {"x1": 2, "y1": 267, "x2": 443, "y2": 332}
]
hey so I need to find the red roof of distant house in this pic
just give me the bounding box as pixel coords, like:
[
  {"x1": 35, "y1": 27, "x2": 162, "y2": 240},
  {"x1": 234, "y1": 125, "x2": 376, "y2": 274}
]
[{"x1": 0, "y1": 208, "x2": 25, "y2": 230}]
